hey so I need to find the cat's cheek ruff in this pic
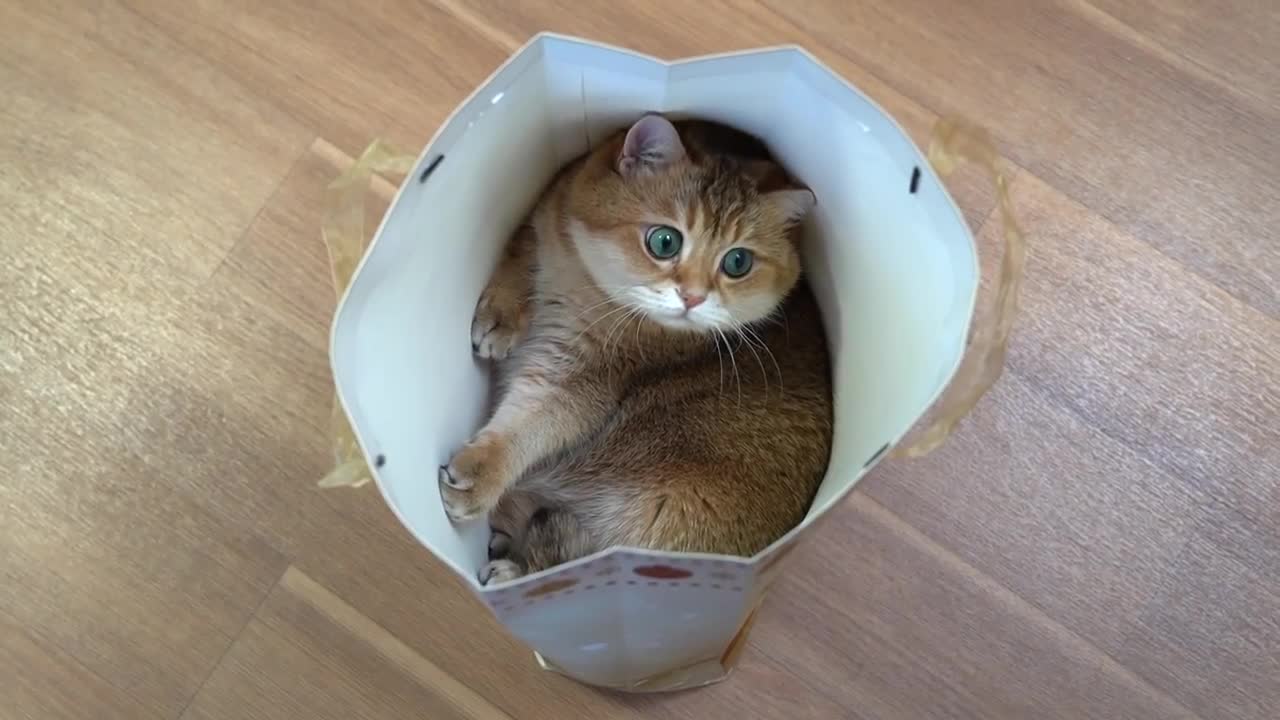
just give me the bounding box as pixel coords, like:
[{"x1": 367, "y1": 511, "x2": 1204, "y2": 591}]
[
  {"x1": 619, "y1": 286, "x2": 676, "y2": 321},
  {"x1": 569, "y1": 221, "x2": 645, "y2": 301},
  {"x1": 718, "y1": 291, "x2": 785, "y2": 328}
]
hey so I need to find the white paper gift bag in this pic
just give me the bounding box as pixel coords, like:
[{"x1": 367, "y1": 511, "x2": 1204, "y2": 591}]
[{"x1": 324, "y1": 33, "x2": 1024, "y2": 692}]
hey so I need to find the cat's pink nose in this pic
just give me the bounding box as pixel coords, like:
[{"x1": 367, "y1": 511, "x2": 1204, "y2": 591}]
[{"x1": 679, "y1": 292, "x2": 706, "y2": 310}]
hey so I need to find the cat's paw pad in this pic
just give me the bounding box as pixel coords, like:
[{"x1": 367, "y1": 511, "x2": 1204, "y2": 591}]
[
  {"x1": 488, "y1": 530, "x2": 512, "y2": 560},
  {"x1": 439, "y1": 467, "x2": 500, "y2": 522},
  {"x1": 471, "y1": 289, "x2": 527, "y2": 360},
  {"x1": 479, "y1": 559, "x2": 523, "y2": 586},
  {"x1": 438, "y1": 440, "x2": 506, "y2": 522}
]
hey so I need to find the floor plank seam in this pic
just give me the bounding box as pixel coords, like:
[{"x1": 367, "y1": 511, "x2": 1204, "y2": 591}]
[
  {"x1": 112, "y1": 2, "x2": 348, "y2": 149},
  {"x1": 429, "y1": 0, "x2": 522, "y2": 52},
  {"x1": 173, "y1": 569, "x2": 286, "y2": 720},
  {"x1": 0, "y1": 606, "x2": 169, "y2": 720},
  {"x1": 1002, "y1": 357, "x2": 1250, "y2": 519},
  {"x1": 751, "y1": 3, "x2": 1278, "y2": 320},
  {"x1": 6, "y1": 542, "x2": 229, "y2": 719},
  {"x1": 854, "y1": 493, "x2": 1204, "y2": 719},
  {"x1": 276, "y1": 567, "x2": 516, "y2": 720},
  {"x1": 746, "y1": 607, "x2": 954, "y2": 719},
  {"x1": 1062, "y1": 0, "x2": 1268, "y2": 113},
  {"x1": 200, "y1": 138, "x2": 315, "y2": 289}
]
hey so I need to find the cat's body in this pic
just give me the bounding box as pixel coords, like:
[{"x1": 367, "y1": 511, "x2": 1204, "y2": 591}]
[{"x1": 438, "y1": 114, "x2": 833, "y2": 584}]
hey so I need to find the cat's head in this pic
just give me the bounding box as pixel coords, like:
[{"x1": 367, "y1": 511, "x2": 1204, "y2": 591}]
[{"x1": 566, "y1": 114, "x2": 815, "y2": 333}]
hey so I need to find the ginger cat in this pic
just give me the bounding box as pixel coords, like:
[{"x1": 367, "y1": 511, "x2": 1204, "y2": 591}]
[{"x1": 438, "y1": 113, "x2": 833, "y2": 585}]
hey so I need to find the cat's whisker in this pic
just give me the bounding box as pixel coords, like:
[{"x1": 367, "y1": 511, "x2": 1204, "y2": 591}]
[
  {"x1": 570, "y1": 295, "x2": 626, "y2": 323},
  {"x1": 741, "y1": 323, "x2": 784, "y2": 396},
  {"x1": 735, "y1": 325, "x2": 771, "y2": 399},
  {"x1": 601, "y1": 306, "x2": 640, "y2": 382},
  {"x1": 568, "y1": 303, "x2": 634, "y2": 371},
  {"x1": 564, "y1": 285, "x2": 633, "y2": 302},
  {"x1": 571, "y1": 303, "x2": 633, "y2": 347},
  {"x1": 598, "y1": 314, "x2": 623, "y2": 387},
  {"x1": 763, "y1": 307, "x2": 792, "y2": 343},
  {"x1": 607, "y1": 308, "x2": 636, "y2": 356},
  {"x1": 601, "y1": 304, "x2": 637, "y2": 358},
  {"x1": 550, "y1": 284, "x2": 635, "y2": 327},
  {"x1": 715, "y1": 326, "x2": 743, "y2": 407},
  {"x1": 605, "y1": 310, "x2": 628, "y2": 358},
  {"x1": 710, "y1": 333, "x2": 725, "y2": 400},
  {"x1": 633, "y1": 309, "x2": 648, "y2": 363},
  {"x1": 630, "y1": 309, "x2": 646, "y2": 355}
]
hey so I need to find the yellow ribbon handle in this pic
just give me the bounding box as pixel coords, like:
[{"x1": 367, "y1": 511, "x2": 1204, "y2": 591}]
[
  {"x1": 319, "y1": 140, "x2": 417, "y2": 489},
  {"x1": 892, "y1": 116, "x2": 1027, "y2": 459}
]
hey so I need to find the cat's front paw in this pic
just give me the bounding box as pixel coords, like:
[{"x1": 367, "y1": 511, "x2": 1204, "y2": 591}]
[
  {"x1": 471, "y1": 287, "x2": 528, "y2": 360},
  {"x1": 438, "y1": 435, "x2": 508, "y2": 522},
  {"x1": 478, "y1": 559, "x2": 523, "y2": 586}
]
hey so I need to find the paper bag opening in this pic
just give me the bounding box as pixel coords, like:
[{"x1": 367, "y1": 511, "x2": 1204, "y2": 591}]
[{"x1": 329, "y1": 34, "x2": 981, "y2": 690}]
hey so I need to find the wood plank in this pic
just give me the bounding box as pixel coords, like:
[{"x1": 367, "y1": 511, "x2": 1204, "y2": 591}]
[
  {"x1": 760, "y1": 0, "x2": 1280, "y2": 316},
  {"x1": 0, "y1": 613, "x2": 165, "y2": 720},
  {"x1": 623, "y1": 653, "x2": 865, "y2": 720},
  {"x1": 1117, "y1": 519, "x2": 1280, "y2": 720},
  {"x1": 271, "y1": 568, "x2": 514, "y2": 720},
  {"x1": 749, "y1": 576, "x2": 980, "y2": 720},
  {"x1": 863, "y1": 369, "x2": 1209, "y2": 657},
  {"x1": 0, "y1": 349, "x2": 292, "y2": 716},
  {"x1": 0, "y1": 429, "x2": 286, "y2": 718},
  {"x1": 180, "y1": 568, "x2": 503, "y2": 720},
  {"x1": 275, "y1": 494, "x2": 651, "y2": 720},
  {"x1": 1, "y1": 133, "x2": 338, "y2": 641},
  {"x1": 121, "y1": 0, "x2": 511, "y2": 155},
  {"x1": 999, "y1": 173, "x2": 1278, "y2": 524},
  {"x1": 0, "y1": 6, "x2": 329, "y2": 712},
  {"x1": 865, "y1": 170, "x2": 1278, "y2": 662},
  {"x1": 750, "y1": 495, "x2": 1198, "y2": 719},
  {"x1": 0, "y1": 176, "x2": 299, "y2": 716},
  {"x1": 1082, "y1": 0, "x2": 1280, "y2": 109},
  {"x1": 0, "y1": 0, "x2": 309, "y2": 280}
]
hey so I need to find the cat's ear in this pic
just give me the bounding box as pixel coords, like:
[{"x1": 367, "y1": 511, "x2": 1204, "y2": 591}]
[
  {"x1": 618, "y1": 114, "x2": 686, "y2": 176},
  {"x1": 765, "y1": 188, "x2": 817, "y2": 224},
  {"x1": 741, "y1": 159, "x2": 814, "y2": 222}
]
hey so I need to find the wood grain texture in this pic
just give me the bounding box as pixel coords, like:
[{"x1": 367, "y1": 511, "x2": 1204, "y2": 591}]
[
  {"x1": 120, "y1": 0, "x2": 510, "y2": 155},
  {"x1": 755, "y1": 496, "x2": 1199, "y2": 720},
  {"x1": 1, "y1": 613, "x2": 166, "y2": 720},
  {"x1": 180, "y1": 568, "x2": 510, "y2": 720},
  {"x1": 2, "y1": 1, "x2": 1276, "y2": 719},
  {"x1": 1116, "y1": 520, "x2": 1280, "y2": 720},
  {"x1": 762, "y1": 0, "x2": 1280, "y2": 316}
]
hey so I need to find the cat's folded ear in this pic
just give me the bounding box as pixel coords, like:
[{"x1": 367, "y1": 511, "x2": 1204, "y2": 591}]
[
  {"x1": 618, "y1": 113, "x2": 686, "y2": 177},
  {"x1": 742, "y1": 159, "x2": 817, "y2": 223},
  {"x1": 766, "y1": 187, "x2": 817, "y2": 224}
]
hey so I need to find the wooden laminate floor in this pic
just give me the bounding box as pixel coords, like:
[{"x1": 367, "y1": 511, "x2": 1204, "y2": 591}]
[{"x1": 3, "y1": 1, "x2": 1278, "y2": 718}]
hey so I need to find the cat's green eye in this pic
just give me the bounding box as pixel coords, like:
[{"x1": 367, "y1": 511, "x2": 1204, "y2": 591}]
[
  {"x1": 645, "y1": 225, "x2": 683, "y2": 260},
  {"x1": 720, "y1": 248, "x2": 754, "y2": 278}
]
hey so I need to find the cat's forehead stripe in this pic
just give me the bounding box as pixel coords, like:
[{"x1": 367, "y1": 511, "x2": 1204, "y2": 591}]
[{"x1": 683, "y1": 190, "x2": 701, "y2": 235}]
